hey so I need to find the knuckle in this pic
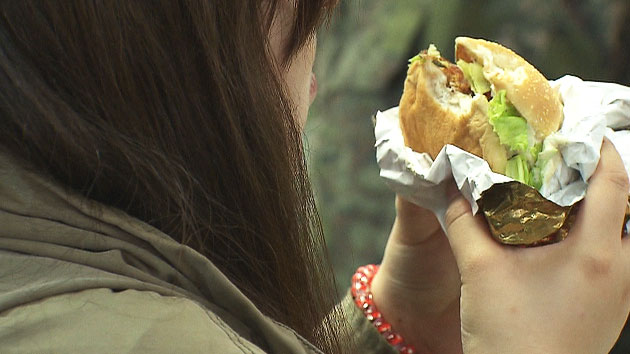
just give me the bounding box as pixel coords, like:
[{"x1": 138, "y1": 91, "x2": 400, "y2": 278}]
[{"x1": 444, "y1": 197, "x2": 471, "y2": 230}]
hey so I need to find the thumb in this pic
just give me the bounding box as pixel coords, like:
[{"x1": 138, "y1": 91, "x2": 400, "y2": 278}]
[{"x1": 443, "y1": 196, "x2": 500, "y2": 272}]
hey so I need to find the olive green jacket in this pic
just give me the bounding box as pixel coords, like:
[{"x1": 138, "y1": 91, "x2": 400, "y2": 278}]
[{"x1": 0, "y1": 154, "x2": 395, "y2": 354}]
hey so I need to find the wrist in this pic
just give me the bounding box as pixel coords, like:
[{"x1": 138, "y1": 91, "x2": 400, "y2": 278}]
[
  {"x1": 351, "y1": 265, "x2": 416, "y2": 354},
  {"x1": 371, "y1": 262, "x2": 462, "y2": 354}
]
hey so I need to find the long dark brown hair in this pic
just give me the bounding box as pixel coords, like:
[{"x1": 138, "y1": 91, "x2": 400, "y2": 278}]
[{"x1": 0, "y1": 1, "x2": 348, "y2": 352}]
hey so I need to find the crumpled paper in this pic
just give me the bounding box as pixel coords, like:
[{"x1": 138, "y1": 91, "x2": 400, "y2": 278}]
[{"x1": 375, "y1": 75, "x2": 630, "y2": 235}]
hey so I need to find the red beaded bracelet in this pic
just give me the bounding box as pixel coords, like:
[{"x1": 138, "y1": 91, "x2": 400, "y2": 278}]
[{"x1": 351, "y1": 264, "x2": 416, "y2": 354}]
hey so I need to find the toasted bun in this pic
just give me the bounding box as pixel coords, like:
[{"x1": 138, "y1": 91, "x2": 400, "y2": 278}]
[
  {"x1": 400, "y1": 38, "x2": 562, "y2": 172},
  {"x1": 399, "y1": 58, "x2": 508, "y2": 172},
  {"x1": 455, "y1": 37, "x2": 563, "y2": 139}
]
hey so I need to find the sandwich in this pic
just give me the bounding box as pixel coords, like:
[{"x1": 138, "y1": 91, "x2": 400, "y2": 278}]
[{"x1": 399, "y1": 37, "x2": 564, "y2": 189}]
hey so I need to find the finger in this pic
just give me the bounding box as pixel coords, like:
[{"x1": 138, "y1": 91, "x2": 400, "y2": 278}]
[
  {"x1": 443, "y1": 195, "x2": 501, "y2": 273},
  {"x1": 395, "y1": 195, "x2": 435, "y2": 221},
  {"x1": 575, "y1": 139, "x2": 629, "y2": 248},
  {"x1": 393, "y1": 195, "x2": 442, "y2": 245},
  {"x1": 445, "y1": 178, "x2": 461, "y2": 202}
]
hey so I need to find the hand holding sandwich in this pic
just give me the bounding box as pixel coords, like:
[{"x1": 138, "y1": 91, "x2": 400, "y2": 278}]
[
  {"x1": 372, "y1": 195, "x2": 463, "y2": 353},
  {"x1": 372, "y1": 140, "x2": 629, "y2": 354},
  {"x1": 370, "y1": 36, "x2": 630, "y2": 353},
  {"x1": 445, "y1": 139, "x2": 630, "y2": 354}
]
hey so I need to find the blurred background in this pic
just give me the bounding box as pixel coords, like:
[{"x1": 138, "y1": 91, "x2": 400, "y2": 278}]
[{"x1": 305, "y1": 0, "x2": 630, "y2": 351}]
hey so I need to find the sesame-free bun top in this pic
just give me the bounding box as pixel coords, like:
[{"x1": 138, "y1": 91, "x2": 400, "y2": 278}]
[{"x1": 454, "y1": 37, "x2": 563, "y2": 139}]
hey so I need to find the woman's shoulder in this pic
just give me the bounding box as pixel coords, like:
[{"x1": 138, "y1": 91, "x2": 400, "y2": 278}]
[{"x1": 0, "y1": 287, "x2": 267, "y2": 354}]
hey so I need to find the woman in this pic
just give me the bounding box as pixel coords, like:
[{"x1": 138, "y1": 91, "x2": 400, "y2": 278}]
[{"x1": 0, "y1": 1, "x2": 628, "y2": 353}]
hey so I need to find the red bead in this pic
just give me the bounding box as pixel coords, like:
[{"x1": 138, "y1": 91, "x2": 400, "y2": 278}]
[
  {"x1": 366, "y1": 264, "x2": 378, "y2": 274},
  {"x1": 372, "y1": 317, "x2": 384, "y2": 327},
  {"x1": 377, "y1": 322, "x2": 391, "y2": 333},
  {"x1": 363, "y1": 304, "x2": 372, "y2": 312},
  {"x1": 364, "y1": 306, "x2": 382, "y2": 322},
  {"x1": 399, "y1": 345, "x2": 416, "y2": 354},
  {"x1": 387, "y1": 333, "x2": 403, "y2": 346},
  {"x1": 358, "y1": 294, "x2": 372, "y2": 307},
  {"x1": 353, "y1": 280, "x2": 366, "y2": 290},
  {"x1": 351, "y1": 287, "x2": 365, "y2": 299},
  {"x1": 380, "y1": 330, "x2": 392, "y2": 340},
  {"x1": 362, "y1": 268, "x2": 374, "y2": 279},
  {"x1": 366, "y1": 310, "x2": 381, "y2": 321},
  {"x1": 352, "y1": 274, "x2": 368, "y2": 287}
]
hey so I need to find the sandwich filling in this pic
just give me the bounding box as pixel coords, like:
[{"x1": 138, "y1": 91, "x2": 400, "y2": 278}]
[{"x1": 410, "y1": 45, "x2": 550, "y2": 189}]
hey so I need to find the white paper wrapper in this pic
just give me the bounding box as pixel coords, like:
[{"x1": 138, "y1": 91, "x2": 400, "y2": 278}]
[{"x1": 375, "y1": 75, "x2": 630, "y2": 231}]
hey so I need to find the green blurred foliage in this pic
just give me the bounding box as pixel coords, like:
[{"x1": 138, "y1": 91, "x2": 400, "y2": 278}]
[{"x1": 306, "y1": 0, "x2": 630, "y2": 350}]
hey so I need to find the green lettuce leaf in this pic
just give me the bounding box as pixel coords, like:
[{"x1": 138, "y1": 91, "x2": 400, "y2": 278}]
[
  {"x1": 456, "y1": 60, "x2": 491, "y2": 95},
  {"x1": 520, "y1": 142, "x2": 542, "y2": 167},
  {"x1": 530, "y1": 166, "x2": 542, "y2": 190},
  {"x1": 408, "y1": 53, "x2": 422, "y2": 67},
  {"x1": 488, "y1": 90, "x2": 520, "y2": 119},
  {"x1": 488, "y1": 91, "x2": 529, "y2": 152},
  {"x1": 505, "y1": 155, "x2": 530, "y2": 185},
  {"x1": 409, "y1": 44, "x2": 442, "y2": 67}
]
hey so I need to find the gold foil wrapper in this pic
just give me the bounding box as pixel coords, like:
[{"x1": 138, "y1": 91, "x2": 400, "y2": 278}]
[{"x1": 478, "y1": 182, "x2": 577, "y2": 246}]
